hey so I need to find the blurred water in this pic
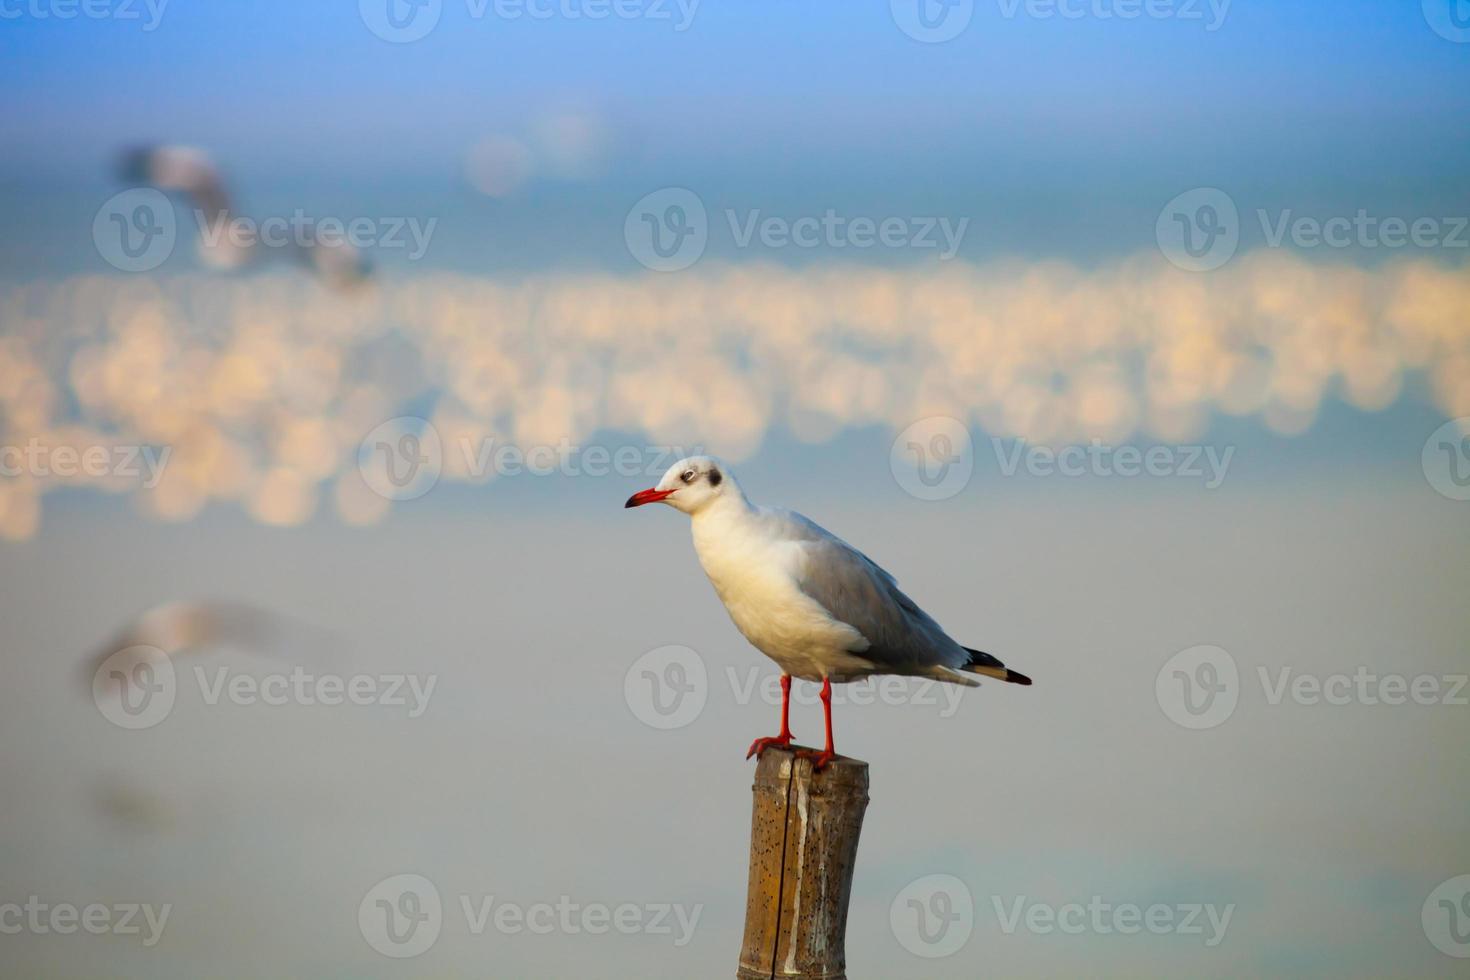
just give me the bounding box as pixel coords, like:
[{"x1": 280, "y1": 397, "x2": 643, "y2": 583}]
[{"x1": 1, "y1": 477, "x2": 1466, "y2": 978}]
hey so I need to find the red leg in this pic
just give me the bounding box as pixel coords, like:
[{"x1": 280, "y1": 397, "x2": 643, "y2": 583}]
[
  {"x1": 746, "y1": 674, "x2": 795, "y2": 759},
  {"x1": 796, "y1": 677, "x2": 836, "y2": 771}
]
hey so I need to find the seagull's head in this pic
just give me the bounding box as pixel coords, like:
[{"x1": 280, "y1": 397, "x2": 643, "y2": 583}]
[{"x1": 625, "y1": 455, "x2": 734, "y2": 516}]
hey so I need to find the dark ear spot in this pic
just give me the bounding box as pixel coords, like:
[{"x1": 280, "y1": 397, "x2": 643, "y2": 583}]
[{"x1": 707, "y1": 468, "x2": 722, "y2": 487}]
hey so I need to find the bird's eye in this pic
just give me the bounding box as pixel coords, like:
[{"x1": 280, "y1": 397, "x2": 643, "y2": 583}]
[{"x1": 681, "y1": 470, "x2": 696, "y2": 484}]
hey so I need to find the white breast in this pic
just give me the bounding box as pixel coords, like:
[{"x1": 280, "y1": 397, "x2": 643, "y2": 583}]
[{"x1": 690, "y1": 509, "x2": 871, "y2": 681}]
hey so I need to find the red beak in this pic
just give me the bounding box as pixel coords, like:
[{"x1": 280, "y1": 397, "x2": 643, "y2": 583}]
[{"x1": 624, "y1": 487, "x2": 676, "y2": 508}]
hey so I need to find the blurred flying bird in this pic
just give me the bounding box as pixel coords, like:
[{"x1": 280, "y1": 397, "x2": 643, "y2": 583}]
[
  {"x1": 625, "y1": 456, "x2": 1031, "y2": 769},
  {"x1": 119, "y1": 145, "x2": 372, "y2": 289},
  {"x1": 83, "y1": 599, "x2": 333, "y2": 694},
  {"x1": 91, "y1": 599, "x2": 276, "y2": 659}
]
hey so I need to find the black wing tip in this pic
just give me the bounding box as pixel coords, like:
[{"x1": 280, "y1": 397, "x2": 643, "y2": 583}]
[
  {"x1": 963, "y1": 646, "x2": 1002, "y2": 668},
  {"x1": 964, "y1": 647, "x2": 1032, "y2": 686}
]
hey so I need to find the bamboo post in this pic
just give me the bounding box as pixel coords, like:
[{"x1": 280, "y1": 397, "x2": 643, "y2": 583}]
[{"x1": 737, "y1": 746, "x2": 870, "y2": 980}]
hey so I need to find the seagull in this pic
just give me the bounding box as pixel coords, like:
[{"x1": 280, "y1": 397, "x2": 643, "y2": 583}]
[
  {"x1": 119, "y1": 145, "x2": 372, "y2": 290},
  {"x1": 625, "y1": 456, "x2": 1031, "y2": 769},
  {"x1": 83, "y1": 599, "x2": 337, "y2": 694}
]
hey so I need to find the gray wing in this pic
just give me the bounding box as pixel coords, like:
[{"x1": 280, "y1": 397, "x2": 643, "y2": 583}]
[{"x1": 763, "y1": 508, "x2": 968, "y2": 675}]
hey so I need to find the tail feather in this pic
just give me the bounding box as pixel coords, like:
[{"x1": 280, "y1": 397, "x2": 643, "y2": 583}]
[{"x1": 961, "y1": 646, "x2": 1033, "y2": 686}]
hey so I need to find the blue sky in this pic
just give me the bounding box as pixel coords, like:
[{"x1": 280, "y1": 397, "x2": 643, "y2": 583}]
[
  {"x1": 3, "y1": 1, "x2": 1469, "y2": 280},
  {"x1": 3, "y1": 1, "x2": 1468, "y2": 189},
  {"x1": 0, "y1": 1, "x2": 1467, "y2": 281}
]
